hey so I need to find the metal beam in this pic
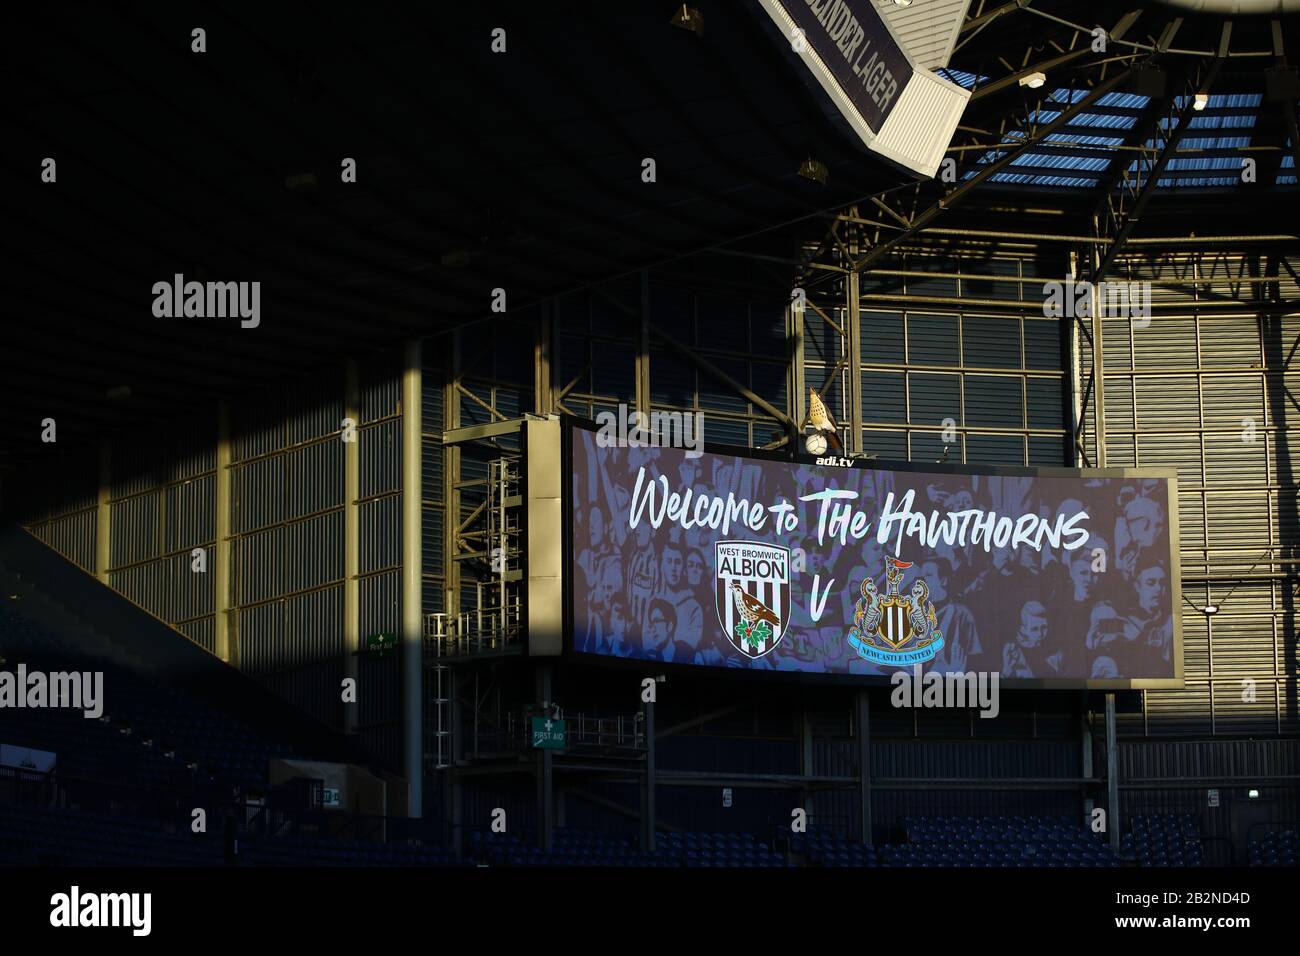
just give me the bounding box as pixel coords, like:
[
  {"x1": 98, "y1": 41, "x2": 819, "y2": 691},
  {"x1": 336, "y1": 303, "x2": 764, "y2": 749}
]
[
  {"x1": 968, "y1": 10, "x2": 1143, "y2": 103},
  {"x1": 441, "y1": 419, "x2": 525, "y2": 445},
  {"x1": 1092, "y1": 72, "x2": 1177, "y2": 207},
  {"x1": 650, "y1": 323, "x2": 798, "y2": 432},
  {"x1": 960, "y1": 0, "x2": 1029, "y2": 34},
  {"x1": 1281, "y1": 96, "x2": 1300, "y2": 200},
  {"x1": 847, "y1": 66, "x2": 1138, "y2": 278},
  {"x1": 1093, "y1": 57, "x2": 1225, "y2": 282}
]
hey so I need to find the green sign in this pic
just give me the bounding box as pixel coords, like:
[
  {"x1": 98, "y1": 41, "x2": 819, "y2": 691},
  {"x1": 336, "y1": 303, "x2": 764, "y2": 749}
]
[
  {"x1": 366, "y1": 632, "x2": 396, "y2": 656},
  {"x1": 530, "y1": 717, "x2": 566, "y2": 750}
]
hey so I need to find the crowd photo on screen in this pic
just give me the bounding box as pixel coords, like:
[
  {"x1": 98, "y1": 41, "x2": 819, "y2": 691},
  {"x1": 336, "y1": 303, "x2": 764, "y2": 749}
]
[{"x1": 572, "y1": 431, "x2": 1175, "y2": 681}]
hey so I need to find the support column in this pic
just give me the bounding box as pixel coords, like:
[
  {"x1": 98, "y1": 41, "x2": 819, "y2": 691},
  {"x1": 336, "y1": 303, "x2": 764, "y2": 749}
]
[
  {"x1": 95, "y1": 439, "x2": 111, "y2": 584},
  {"x1": 636, "y1": 271, "x2": 651, "y2": 415},
  {"x1": 343, "y1": 362, "x2": 361, "y2": 734},
  {"x1": 856, "y1": 690, "x2": 872, "y2": 845},
  {"x1": 536, "y1": 664, "x2": 555, "y2": 852},
  {"x1": 535, "y1": 300, "x2": 553, "y2": 415},
  {"x1": 846, "y1": 270, "x2": 863, "y2": 455},
  {"x1": 214, "y1": 403, "x2": 233, "y2": 665},
  {"x1": 445, "y1": 331, "x2": 461, "y2": 623},
  {"x1": 800, "y1": 703, "x2": 815, "y2": 822},
  {"x1": 1082, "y1": 696, "x2": 1094, "y2": 827},
  {"x1": 1089, "y1": 234, "x2": 1109, "y2": 470},
  {"x1": 401, "y1": 340, "x2": 424, "y2": 817},
  {"x1": 1105, "y1": 692, "x2": 1120, "y2": 853},
  {"x1": 787, "y1": 302, "x2": 806, "y2": 434},
  {"x1": 642, "y1": 690, "x2": 657, "y2": 852}
]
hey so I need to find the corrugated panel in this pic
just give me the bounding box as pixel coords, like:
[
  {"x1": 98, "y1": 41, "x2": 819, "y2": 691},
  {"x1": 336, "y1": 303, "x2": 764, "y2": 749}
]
[
  {"x1": 648, "y1": 346, "x2": 693, "y2": 407},
  {"x1": 284, "y1": 439, "x2": 344, "y2": 518},
  {"x1": 698, "y1": 356, "x2": 749, "y2": 413},
  {"x1": 233, "y1": 525, "x2": 285, "y2": 606},
  {"x1": 360, "y1": 494, "x2": 400, "y2": 573},
  {"x1": 908, "y1": 371, "x2": 959, "y2": 427},
  {"x1": 1199, "y1": 316, "x2": 1262, "y2": 368},
  {"x1": 860, "y1": 310, "x2": 906, "y2": 363},
  {"x1": 231, "y1": 389, "x2": 286, "y2": 462},
  {"x1": 281, "y1": 511, "x2": 344, "y2": 594},
  {"x1": 360, "y1": 419, "x2": 401, "y2": 499},
  {"x1": 163, "y1": 475, "x2": 215, "y2": 553},
  {"x1": 256, "y1": 656, "x2": 344, "y2": 731},
  {"x1": 363, "y1": 354, "x2": 401, "y2": 423},
  {"x1": 110, "y1": 492, "x2": 161, "y2": 567},
  {"x1": 964, "y1": 375, "x2": 1022, "y2": 428},
  {"x1": 1023, "y1": 317, "x2": 1060, "y2": 370},
  {"x1": 590, "y1": 340, "x2": 636, "y2": 401},
  {"x1": 165, "y1": 421, "x2": 216, "y2": 481},
  {"x1": 962, "y1": 315, "x2": 1019, "y2": 368},
  {"x1": 864, "y1": 370, "x2": 907, "y2": 424},
  {"x1": 111, "y1": 439, "x2": 164, "y2": 498},
  {"x1": 702, "y1": 416, "x2": 751, "y2": 446},
  {"x1": 874, "y1": 67, "x2": 969, "y2": 177},
  {"x1": 359, "y1": 570, "x2": 401, "y2": 646},
  {"x1": 421, "y1": 354, "x2": 444, "y2": 428},
  {"x1": 1144, "y1": 684, "x2": 1213, "y2": 735},
  {"x1": 33, "y1": 509, "x2": 96, "y2": 572},
  {"x1": 237, "y1": 601, "x2": 283, "y2": 673},
  {"x1": 965, "y1": 433, "x2": 1023, "y2": 464},
  {"x1": 180, "y1": 617, "x2": 215, "y2": 654},
  {"x1": 421, "y1": 430, "x2": 444, "y2": 498},
  {"x1": 907, "y1": 312, "x2": 958, "y2": 365},
  {"x1": 231, "y1": 457, "x2": 284, "y2": 534},
  {"x1": 286, "y1": 376, "x2": 343, "y2": 445},
  {"x1": 110, "y1": 550, "x2": 213, "y2": 625},
  {"x1": 283, "y1": 585, "x2": 344, "y2": 667},
  {"x1": 869, "y1": 740, "x2": 1079, "y2": 778},
  {"x1": 1120, "y1": 738, "x2": 1300, "y2": 778}
]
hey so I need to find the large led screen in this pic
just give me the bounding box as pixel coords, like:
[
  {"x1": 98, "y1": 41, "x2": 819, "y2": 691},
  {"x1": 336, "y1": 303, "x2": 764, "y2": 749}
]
[{"x1": 567, "y1": 424, "x2": 1182, "y2": 688}]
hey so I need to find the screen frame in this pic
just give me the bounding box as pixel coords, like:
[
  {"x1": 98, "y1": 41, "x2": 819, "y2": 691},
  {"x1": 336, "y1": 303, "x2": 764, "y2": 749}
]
[{"x1": 561, "y1": 417, "x2": 1184, "y2": 691}]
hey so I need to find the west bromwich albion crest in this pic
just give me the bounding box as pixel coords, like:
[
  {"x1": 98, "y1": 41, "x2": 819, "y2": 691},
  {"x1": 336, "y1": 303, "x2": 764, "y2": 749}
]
[
  {"x1": 715, "y1": 541, "x2": 790, "y2": 659},
  {"x1": 847, "y1": 554, "x2": 945, "y2": 667}
]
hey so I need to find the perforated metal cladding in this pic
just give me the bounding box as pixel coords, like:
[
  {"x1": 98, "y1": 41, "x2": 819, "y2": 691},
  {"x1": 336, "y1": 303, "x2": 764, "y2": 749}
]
[{"x1": 1079, "y1": 251, "x2": 1300, "y2": 734}]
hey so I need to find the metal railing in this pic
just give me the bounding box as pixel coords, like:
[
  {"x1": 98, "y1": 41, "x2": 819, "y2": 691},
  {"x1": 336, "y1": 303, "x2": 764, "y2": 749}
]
[{"x1": 423, "y1": 596, "x2": 523, "y2": 658}]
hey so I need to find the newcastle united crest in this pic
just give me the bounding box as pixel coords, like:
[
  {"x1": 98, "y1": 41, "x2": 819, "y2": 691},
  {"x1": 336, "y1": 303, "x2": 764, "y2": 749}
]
[
  {"x1": 847, "y1": 554, "x2": 945, "y2": 666},
  {"x1": 715, "y1": 541, "x2": 790, "y2": 659}
]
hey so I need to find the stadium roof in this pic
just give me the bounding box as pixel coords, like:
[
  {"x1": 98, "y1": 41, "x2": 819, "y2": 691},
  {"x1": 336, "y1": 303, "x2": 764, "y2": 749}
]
[{"x1": 4, "y1": 0, "x2": 1299, "y2": 469}]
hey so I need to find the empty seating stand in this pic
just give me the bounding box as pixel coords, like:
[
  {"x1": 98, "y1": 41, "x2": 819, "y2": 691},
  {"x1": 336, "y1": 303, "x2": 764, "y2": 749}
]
[
  {"x1": 1248, "y1": 829, "x2": 1297, "y2": 867},
  {"x1": 1121, "y1": 815, "x2": 1204, "y2": 867}
]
